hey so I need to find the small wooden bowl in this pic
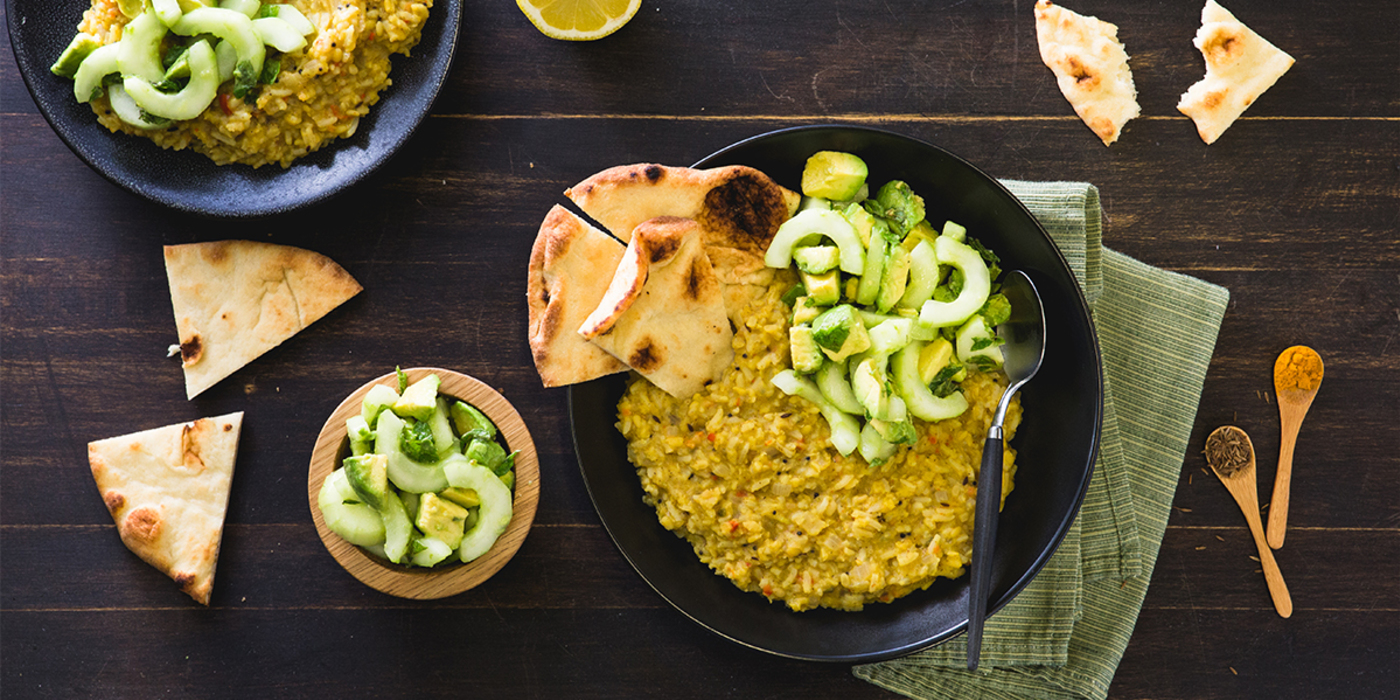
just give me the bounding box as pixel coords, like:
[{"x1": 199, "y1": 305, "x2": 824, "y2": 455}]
[{"x1": 307, "y1": 368, "x2": 540, "y2": 599}]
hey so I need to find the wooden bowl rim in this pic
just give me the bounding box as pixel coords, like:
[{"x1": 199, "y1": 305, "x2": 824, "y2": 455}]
[{"x1": 306, "y1": 368, "x2": 540, "y2": 599}]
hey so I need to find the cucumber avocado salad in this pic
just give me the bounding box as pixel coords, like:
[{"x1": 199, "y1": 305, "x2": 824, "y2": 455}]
[
  {"x1": 767, "y1": 151, "x2": 1012, "y2": 465},
  {"x1": 50, "y1": 0, "x2": 314, "y2": 131},
  {"x1": 317, "y1": 370, "x2": 517, "y2": 567}
]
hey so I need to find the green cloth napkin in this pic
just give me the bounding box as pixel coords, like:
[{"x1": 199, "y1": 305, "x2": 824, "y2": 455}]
[{"x1": 853, "y1": 181, "x2": 1230, "y2": 700}]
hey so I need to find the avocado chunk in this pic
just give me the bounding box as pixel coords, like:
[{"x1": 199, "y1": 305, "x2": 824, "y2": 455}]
[
  {"x1": 791, "y1": 295, "x2": 824, "y2": 326},
  {"x1": 876, "y1": 244, "x2": 911, "y2": 313},
  {"x1": 415, "y1": 493, "x2": 470, "y2": 550},
  {"x1": 465, "y1": 438, "x2": 508, "y2": 474},
  {"x1": 917, "y1": 337, "x2": 956, "y2": 383},
  {"x1": 812, "y1": 304, "x2": 872, "y2": 362},
  {"x1": 440, "y1": 486, "x2": 481, "y2": 509},
  {"x1": 793, "y1": 245, "x2": 841, "y2": 275},
  {"x1": 450, "y1": 400, "x2": 498, "y2": 441},
  {"x1": 801, "y1": 151, "x2": 869, "y2": 201},
  {"x1": 343, "y1": 453, "x2": 389, "y2": 510},
  {"x1": 855, "y1": 218, "x2": 892, "y2": 306},
  {"x1": 789, "y1": 325, "x2": 825, "y2": 374},
  {"x1": 800, "y1": 269, "x2": 841, "y2": 306},
  {"x1": 392, "y1": 373, "x2": 440, "y2": 421},
  {"x1": 870, "y1": 180, "x2": 926, "y2": 236},
  {"x1": 840, "y1": 202, "x2": 878, "y2": 247},
  {"x1": 51, "y1": 33, "x2": 101, "y2": 78}
]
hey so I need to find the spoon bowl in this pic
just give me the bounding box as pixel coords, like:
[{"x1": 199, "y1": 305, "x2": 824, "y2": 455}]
[
  {"x1": 967, "y1": 270, "x2": 1046, "y2": 670},
  {"x1": 1267, "y1": 346, "x2": 1323, "y2": 549},
  {"x1": 1204, "y1": 426, "x2": 1292, "y2": 618}
]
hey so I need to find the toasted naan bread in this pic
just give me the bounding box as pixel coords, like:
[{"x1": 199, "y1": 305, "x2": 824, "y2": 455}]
[
  {"x1": 526, "y1": 205, "x2": 629, "y2": 387},
  {"x1": 1034, "y1": 0, "x2": 1141, "y2": 146},
  {"x1": 165, "y1": 241, "x2": 361, "y2": 399},
  {"x1": 88, "y1": 412, "x2": 244, "y2": 604},
  {"x1": 565, "y1": 164, "x2": 800, "y2": 316},
  {"x1": 1177, "y1": 0, "x2": 1294, "y2": 144},
  {"x1": 580, "y1": 217, "x2": 734, "y2": 399}
]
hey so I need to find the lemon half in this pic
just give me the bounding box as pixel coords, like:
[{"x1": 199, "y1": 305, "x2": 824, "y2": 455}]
[{"x1": 516, "y1": 0, "x2": 642, "y2": 41}]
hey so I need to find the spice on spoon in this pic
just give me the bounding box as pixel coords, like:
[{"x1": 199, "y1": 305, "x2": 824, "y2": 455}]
[
  {"x1": 1268, "y1": 345, "x2": 1324, "y2": 549},
  {"x1": 1204, "y1": 426, "x2": 1251, "y2": 477},
  {"x1": 1275, "y1": 346, "x2": 1323, "y2": 392}
]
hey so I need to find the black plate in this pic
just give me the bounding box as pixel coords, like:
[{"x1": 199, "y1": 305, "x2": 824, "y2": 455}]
[
  {"x1": 7, "y1": 0, "x2": 460, "y2": 217},
  {"x1": 569, "y1": 125, "x2": 1103, "y2": 662}
]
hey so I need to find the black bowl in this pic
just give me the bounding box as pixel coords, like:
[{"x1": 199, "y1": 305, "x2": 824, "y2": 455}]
[
  {"x1": 6, "y1": 0, "x2": 460, "y2": 217},
  {"x1": 569, "y1": 125, "x2": 1102, "y2": 662}
]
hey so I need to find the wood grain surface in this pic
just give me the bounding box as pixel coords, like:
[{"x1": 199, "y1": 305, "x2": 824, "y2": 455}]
[{"x1": 3, "y1": 1, "x2": 1397, "y2": 699}]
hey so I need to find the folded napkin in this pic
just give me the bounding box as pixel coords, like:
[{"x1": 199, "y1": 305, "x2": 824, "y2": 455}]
[{"x1": 854, "y1": 181, "x2": 1230, "y2": 700}]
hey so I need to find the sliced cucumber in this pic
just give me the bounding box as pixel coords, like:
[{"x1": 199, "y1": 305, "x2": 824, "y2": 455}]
[
  {"x1": 376, "y1": 410, "x2": 449, "y2": 493},
  {"x1": 260, "y1": 4, "x2": 315, "y2": 35},
  {"x1": 772, "y1": 369, "x2": 860, "y2": 456},
  {"x1": 410, "y1": 537, "x2": 454, "y2": 567},
  {"x1": 443, "y1": 459, "x2": 514, "y2": 563},
  {"x1": 380, "y1": 490, "x2": 413, "y2": 564},
  {"x1": 955, "y1": 315, "x2": 1005, "y2": 369},
  {"x1": 361, "y1": 383, "x2": 400, "y2": 428},
  {"x1": 898, "y1": 239, "x2": 939, "y2": 310},
  {"x1": 891, "y1": 341, "x2": 969, "y2": 422},
  {"x1": 318, "y1": 469, "x2": 387, "y2": 547},
  {"x1": 123, "y1": 40, "x2": 219, "y2": 120},
  {"x1": 73, "y1": 42, "x2": 122, "y2": 103},
  {"x1": 151, "y1": 0, "x2": 184, "y2": 26},
  {"x1": 214, "y1": 39, "x2": 238, "y2": 82},
  {"x1": 855, "y1": 227, "x2": 888, "y2": 306},
  {"x1": 816, "y1": 359, "x2": 863, "y2": 415},
  {"x1": 219, "y1": 0, "x2": 261, "y2": 18},
  {"x1": 764, "y1": 209, "x2": 865, "y2": 275},
  {"x1": 918, "y1": 235, "x2": 991, "y2": 328},
  {"x1": 172, "y1": 7, "x2": 264, "y2": 95},
  {"x1": 106, "y1": 84, "x2": 170, "y2": 130},
  {"x1": 428, "y1": 397, "x2": 456, "y2": 456},
  {"x1": 117, "y1": 10, "x2": 168, "y2": 82},
  {"x1": 858, "y1": 420, "x2": 896, "y2": 465},
  {"x1": 251, "y1": 16, "x2": 307, "y2": 52}
]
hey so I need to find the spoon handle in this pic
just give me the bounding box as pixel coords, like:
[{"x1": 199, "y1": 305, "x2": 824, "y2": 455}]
[
  {"x1": 1228, "y1": 479, "x2": 1293, "y2": 618},
  {"x1": 1267, "y1": 410, "x2": 1303, "y2": 549},
  {"x1": 967, "y1": 426, "x2": 1005, "y2": 670}
]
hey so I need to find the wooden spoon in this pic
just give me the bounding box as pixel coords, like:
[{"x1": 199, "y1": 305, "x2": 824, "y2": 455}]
[
  {"x1": 1268, "y1": 346, "x2": 1323, "y2": 549},
  {"x1": 1204, "y1": 426, "x2": 1293, "y2": 618}
]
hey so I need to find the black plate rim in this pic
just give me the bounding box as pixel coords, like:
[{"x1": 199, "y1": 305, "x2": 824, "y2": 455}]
[
  {"x1": 569, "y1": 124, "x2": 1103, "y2": 663},
  {"x1": 6, "y1": 0, "x2": 462, "y2": 218}
]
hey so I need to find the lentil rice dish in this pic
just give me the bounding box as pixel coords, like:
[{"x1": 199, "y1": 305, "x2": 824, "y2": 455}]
[
  {"x1": 75, "y1": 0, "x2": 432, "y2": 167},
  {"x1": 617, "y1": 275, "x2": 1022, "y2": 612}
]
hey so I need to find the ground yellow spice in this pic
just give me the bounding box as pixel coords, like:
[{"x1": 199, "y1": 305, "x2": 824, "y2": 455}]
[{"x1": 1274, "y1": 346, "x2": 1323, "y2": 392}]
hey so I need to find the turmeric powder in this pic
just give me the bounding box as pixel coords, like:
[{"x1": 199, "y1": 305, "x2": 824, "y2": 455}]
[{"x1": 1274, "y1": 346, "x2": 1323, "y2": 393}]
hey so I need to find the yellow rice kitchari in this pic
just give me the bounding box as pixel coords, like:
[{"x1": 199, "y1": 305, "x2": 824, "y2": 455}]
[
  {"x1": 75, "y1": 0, "x2": 431, "y2": 168},
  {"x1": 617, "y1": 275, "x2": 1021, "y2": 612}
]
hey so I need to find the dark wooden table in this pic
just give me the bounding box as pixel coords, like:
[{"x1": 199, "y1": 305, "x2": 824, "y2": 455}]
[{"x1": 4, "y1": 1, "x2": 1397, "y2": 698}]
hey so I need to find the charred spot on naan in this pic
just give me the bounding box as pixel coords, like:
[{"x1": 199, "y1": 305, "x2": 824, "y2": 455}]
[
  {"x1": 629, "y1": 339, "x2": 662, "y2": 372},
  {"x1": 698, "y1": 170, "x2": 793, "y2": 254}
]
